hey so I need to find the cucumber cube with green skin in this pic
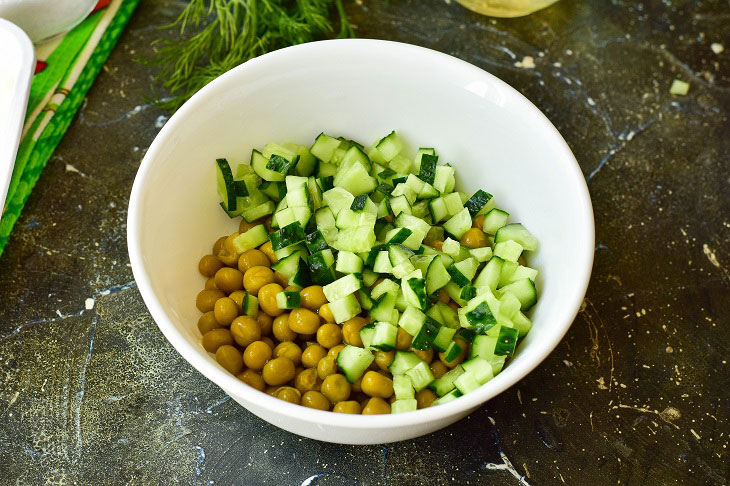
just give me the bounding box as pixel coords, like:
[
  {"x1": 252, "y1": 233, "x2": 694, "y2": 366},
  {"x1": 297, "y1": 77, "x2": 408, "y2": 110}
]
[
  {"x1": 310, "y1": 133, "x2": 341, "y2": 163},
  {"x1": 329, "y1": 293, "x2": 361, "y2": 323},
  {"x1": 375, "y1": 131, "x2": 404, "y2": 161},
  {"x1": 494, "y1": 326, "x2": 519, "y2": 356},
  {"x1": 405, "y1": 361, "x2": 435, "y2": 391},
  {"x1": 304, "y1": 230, "x2": 328, "y2": 253},
  {"x1": 334, "y1": 163, "x2": 377, "y2": 196},
  {"x1": 336, "y1": 345, "x2": 374, "y2": 383},
  {"x1": 428, "y1": 364, "x2": 465, "y2": 397},
  {"x1": 464, "y1": 190, "x2": 493, "y2": 217},
  {"x1": 411, "y1": 317, "x2": 440, "y2": 350},
  {"x1": 442, "y1": 340, "x2": 464, "y2": 365},
  {"x1": 495, "y1": 223, "x2": 539, "y2": 252},
  {"x1": 216, "y1": 158, "x2": 237, "y2": 211},
  {"x1": 232, "y1": 225, "x2": 269, "y2": 253},
  {"x1": 443, "y1": 208, "x2": 472, "y2": 240},
  {"x1": 497, "y1": 278, "x2": 537, "y2": 310},
  {"x1": 323, "y1": 187, "x2": 355, "y2": 216},
  {"x1": 401, "y1": 277, "x2": 429, "y2": 310},
  {"x1": 323, "y1": 273, "x2": 362, "y2": 302},
  {"x1": 267, "y1": 153, "x2": 299, "y2": 174},
  {"x1": 417, "y1": 154, "x2": 438, "y2": 185},
  {"x1": 388, "y1": 351, "x2": 424, "y2": 376},
  {"x1": 269, "y1": 222, "x2": 306, "y2": 251},
  {"x1": 482, "y1": 208, "x2": 509, "y2": 234},
  {"x1": 371, "y1": 279, "x2": 400, "y2": 300},
  {"x1": 393, "y1": 375, "x2": 415, "y2": 400},
  {"x1": 398, "y1": 306, "x2": 426, "y2": 336},
  {"x1": 359, "y1": 324, "x2": 376, "y2": 349},
  {"x1": 458, "y1": 291, "x2": 500, "y2": 333},
  {"x1": 242, "y1": 292, "x2": 259, "y2": 318},
  {"x1": 276, "y1": 291, "x2": 301, "y2": 309},
  {"x1": 494, "y1": 240, "x2": 523, "y2": 262}
]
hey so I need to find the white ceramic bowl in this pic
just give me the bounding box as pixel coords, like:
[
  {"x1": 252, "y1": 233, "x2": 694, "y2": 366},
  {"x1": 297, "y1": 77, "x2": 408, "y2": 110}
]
[{"x1": 128, "y1": 39, "x2": 594, "y2": 444}]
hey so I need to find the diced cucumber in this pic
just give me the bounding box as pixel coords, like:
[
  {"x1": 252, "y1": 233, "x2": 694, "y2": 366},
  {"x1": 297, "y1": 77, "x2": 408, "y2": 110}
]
[
  {"x1": 398, "y1": 306, "x2": 426, "y2": 336},
  {"x1": 310, "y1": 133, "x2": 341, "y2": 163},
  {"x1": 232, "y1": 225, "x2": 269, "y2": 253},
  {"x1": 388, "y1": 351, "x2": 424, "y2": 376},
  {"x1": 454, "y1": 371, "x2": 481, "y2": 394},
  {"x1": 497, "y1": 278, "x2": 537, "y2": 310},
  {"x1": 216, "y1": 158, "x2": 237, "y2": 211},
  {"x1": 483, "y1": 208, "x2": 509, "y2": 234},
  {"x1": 392, "y1": 399, "x2": 418, "y2": 414},
  {"x1": 462, "y1": 357, "x2": 495, "y2": 384},
  {"x1": 443, "y1": 192, "x2": 464, "y2": 217},
  {"x1": 242, "y1": 201, "x2": 275, "y2": 222},
  {"x1": 405, "y1": 361, "x2": 435, "y2": 391},
  {"x1": 401, "y1": 277, "x2": 429, "y2": 310},
  {"x1": 336, "y1": 345, "x2": 375, "y2": 383},
  {"x1": 252, "y1": 149, "x2": 285, "y2": 182},
  {"x1": 495, "y1": 223, "x2": 538, "y2": 252},
  {"x1": 432, "y1": 326, "x2": 457, "y2": 352},
  {"x1": 432, "y1": 165, "x2": 455, "y2": 194},
  {"x1": 360, "y1": 324, "x2": 376, "y2": 349},
  {"x1": 446, "y1": 257, "x2": 479, "y2": 286},
  {"x1": 417, "y1": 154, "x2": 438, "y2": 185},
  {"x1": 334, "y1": 162, "x2": 377, "y2": 196},
  {"x1": 373, "y1": 251, "x2": 393, "y2": 273},
  {"x1": 304, "y1": 230, "x2": 328, "y2": 254},
  {"x1": 494, "y1": 326, "x2": 519, "y2": 356},
  {"x1": 464, "y1": 190, "x2": 493, "y2": 217},
  {"x1": 443, "y1": 208, "x2": 472, "y2": 240},
  {"x1": 470, "y1": 246, "x2": 493, "y2": 263},
  {"x1": 269, "y1": 222, "x2": 306, "y2": 251},
  {"x1": 328, "y1": 293, "x2": 362, "y2": 323},
  {"x1": 429, "y1": 365, "x2": 465, "y2": 397},
  {"x1": 458, "y1": 291, "x2": 500, "y2": 334},
  {"x1": 333, "y1": 226, "x2": 376, "y2": 253},
  {"x1": 335, "y1": 251, "x2": 363, "y2": 274},
  {"x1": 388, "y1": 195, "x2": 412, "y2": 217},
  {"x1": 442, "y1": 340, "x2": 464, "y2": 365},
  {"x1": 371, "y1": 322, "x2": 398, "y2": 351},
  {"x1": 276, "y1": 291, "x2": 301, "y2": 309},
  {"x1": 242, "y1": 291, "x2": 258, "y2": 318},
  {"x1": 323, "y1": 187, "x2": 355, "y2": 216},
  {"x1": 411, "y1": 317, "x2": 440, "y2": 350},
  {"x1": 323, "y1": 273, "x2": 362, "y2": 302},
  {"x1": 369, "y1": 293, "x2": 396, "y2": 323},
  {"x1": 371, "y1": 279, "x2": 400, "y2": 300},
  {"x1": 434, "y1": 389, "x2": 463, "y2": 405},
  {"x1": 494, "y1": 240, "x2": 523, "y2": 262},
  {"x1": 393, "y1": 375, "x2": 415, "y2": 400},
  {"x1": 473, "y1": 256, "x2": 503, "y2": 291},
  {"x1": 436, "y1": 301, "x2": 460, "y2": 329},
  {"x1": 375, "y1": 130, "x2": 404, "y2": 161},
  {"x1": 389, "y1": 154, "x2": 412, "y2": 174}
]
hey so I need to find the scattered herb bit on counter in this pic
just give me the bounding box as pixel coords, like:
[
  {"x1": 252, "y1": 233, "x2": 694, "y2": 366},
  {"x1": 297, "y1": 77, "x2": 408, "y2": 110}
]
[
  {"x1": 196, "y1": 131, "x2": 540, "y2": 414},
  {"x1": 149, "y1": 0, "x2": 353, "y2": 111},
  {"x1": 669, "y1": 79, "x2": 690, "y2": 96}
]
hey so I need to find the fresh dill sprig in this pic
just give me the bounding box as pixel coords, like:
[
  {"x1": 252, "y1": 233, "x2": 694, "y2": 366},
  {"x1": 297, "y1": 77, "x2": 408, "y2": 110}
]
[{"x1": 149, "y1": 0, "x2": 354, "y2": 111}]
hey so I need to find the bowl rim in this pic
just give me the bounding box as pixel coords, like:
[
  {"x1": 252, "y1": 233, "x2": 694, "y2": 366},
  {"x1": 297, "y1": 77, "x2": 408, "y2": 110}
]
[{"x1": 128, "y1": 38, "x2": 594, "y2": 431}]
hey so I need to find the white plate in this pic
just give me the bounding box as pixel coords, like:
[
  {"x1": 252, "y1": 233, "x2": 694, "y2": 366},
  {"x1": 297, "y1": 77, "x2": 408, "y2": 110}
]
[{"x1": 0, "y1": 18, "x2": 34, "y2": 215}]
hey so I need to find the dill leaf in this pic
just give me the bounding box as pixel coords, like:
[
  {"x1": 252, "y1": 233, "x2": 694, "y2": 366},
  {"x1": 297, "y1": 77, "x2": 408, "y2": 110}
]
[{"x1": 148, "y1": 0, "x2": 353, "y2": 112}]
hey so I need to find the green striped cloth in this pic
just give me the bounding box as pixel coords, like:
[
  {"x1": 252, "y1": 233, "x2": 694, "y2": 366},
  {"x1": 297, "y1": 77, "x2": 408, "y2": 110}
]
[{"x1": 0, "y1": 0, "x2": 140, "y2": 257}]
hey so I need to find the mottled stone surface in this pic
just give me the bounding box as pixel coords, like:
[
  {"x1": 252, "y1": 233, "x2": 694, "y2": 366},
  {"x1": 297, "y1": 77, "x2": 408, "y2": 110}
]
[{"x1": 1, "y1": 0, "x2": 728, "y2": 484}]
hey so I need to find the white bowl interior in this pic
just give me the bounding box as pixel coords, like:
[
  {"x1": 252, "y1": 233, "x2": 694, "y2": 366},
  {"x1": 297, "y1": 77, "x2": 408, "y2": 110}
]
[{"x1": 129, "y1": 40, "x2": 593, "y2": 443}]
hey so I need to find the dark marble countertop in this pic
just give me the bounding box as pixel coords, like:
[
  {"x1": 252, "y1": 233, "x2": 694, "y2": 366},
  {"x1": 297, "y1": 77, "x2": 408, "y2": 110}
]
[{"x1": 1, "y1": 0, "x2": 728, "y2": 484}]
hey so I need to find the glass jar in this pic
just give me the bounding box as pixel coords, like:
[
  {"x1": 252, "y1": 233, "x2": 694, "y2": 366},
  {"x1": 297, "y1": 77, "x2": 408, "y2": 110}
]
[{"x1": 456, "y1": 0, "x2": 560, "y2": 17}]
